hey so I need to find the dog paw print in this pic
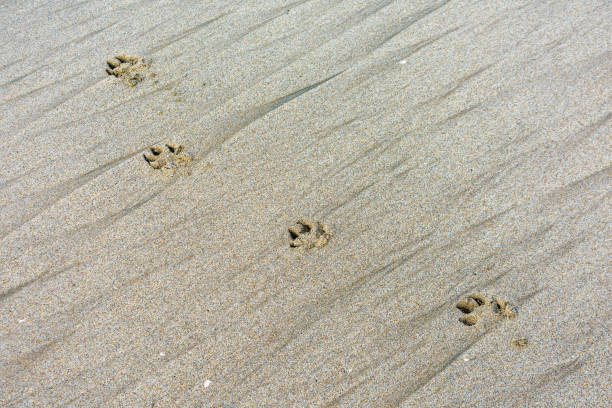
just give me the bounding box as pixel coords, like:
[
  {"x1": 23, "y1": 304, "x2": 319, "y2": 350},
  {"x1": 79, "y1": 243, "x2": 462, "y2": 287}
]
[
  {"x1": 106, "y1": 54, "x2": 151, "y2": 86},
  {"x1": 456, "y1": 293, "x2": 517, "y2": 326},
  {"x1": 143, "y1": 143, "x2": 192, "y2": 172},
  {"x1": 288, "y1": 219, "x2": 332, "y2": 249}
]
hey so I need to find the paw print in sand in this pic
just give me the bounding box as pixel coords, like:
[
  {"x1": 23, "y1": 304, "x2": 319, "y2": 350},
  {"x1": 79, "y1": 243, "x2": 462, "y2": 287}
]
[
  {"x1": 143, "y1": 143, "x2": 192, "y2": 172},
  {"x1": 288, "y1": 219, "x2": 332, "y2": 249},
  {"x1": 106, "y1": 54, "x2": 150, "y2": 86},
  {"x1": 456, "y1": 293, "x2": 517, "y2": 326}
]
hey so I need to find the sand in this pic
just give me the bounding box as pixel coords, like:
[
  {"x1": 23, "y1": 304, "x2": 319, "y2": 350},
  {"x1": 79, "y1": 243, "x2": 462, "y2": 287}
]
[{"x1": 1, "y1": 0, "x2": 610, "y2": 407}]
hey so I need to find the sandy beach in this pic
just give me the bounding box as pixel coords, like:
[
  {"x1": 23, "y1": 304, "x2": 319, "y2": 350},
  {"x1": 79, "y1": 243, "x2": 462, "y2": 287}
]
[{"x1": 1, "y1": 0, "x2": 610, "y2": 406}]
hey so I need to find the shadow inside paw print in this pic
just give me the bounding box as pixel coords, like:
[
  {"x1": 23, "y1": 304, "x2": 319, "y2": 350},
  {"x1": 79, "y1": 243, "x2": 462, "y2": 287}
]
[
  {"x1": 143, "y1": 143, "x2": 192, "y2": 173},
  {"x1": 106, "y1": 54, "x2": 150, "y2": 86},
  {"x1": 456, "y1": 293, "x2": 517, "y2": 326},
  {"x1": 288, "y1": 219, "x2": 332, "y2": 249}
]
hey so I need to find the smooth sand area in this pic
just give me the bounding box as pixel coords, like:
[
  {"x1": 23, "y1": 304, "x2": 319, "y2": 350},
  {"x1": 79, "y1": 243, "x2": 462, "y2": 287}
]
[{"x1": 1, "y1": 0, "x2": 610, "y2": 406}]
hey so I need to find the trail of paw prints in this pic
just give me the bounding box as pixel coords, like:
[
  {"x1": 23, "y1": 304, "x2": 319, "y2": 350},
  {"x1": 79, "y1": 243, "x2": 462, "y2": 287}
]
[
  {"x1": 456, "y1": 293, "x2": 517, "y2": 326},
  {"x1": 143, "y1": 143, "x2": 193, "y2": 175},
  {"x1": 288, "y1": 219, "x2": 332, "y2": 249},
  {"x1": 106, "y1": 54, "x2": 153, "y2": 87}
]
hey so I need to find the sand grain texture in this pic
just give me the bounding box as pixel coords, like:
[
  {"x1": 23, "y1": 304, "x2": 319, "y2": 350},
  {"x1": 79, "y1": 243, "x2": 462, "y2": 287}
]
[{"x1": 1, "y1": 0, "x2": 610, "y2": 407}]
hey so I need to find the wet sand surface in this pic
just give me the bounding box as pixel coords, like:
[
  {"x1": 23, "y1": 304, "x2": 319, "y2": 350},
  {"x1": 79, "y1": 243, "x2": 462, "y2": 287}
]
[{"x1": 1, "y1": 1, "x2": 610, "y2": 407}]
